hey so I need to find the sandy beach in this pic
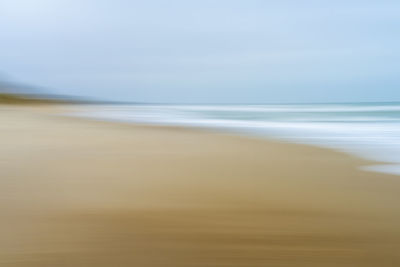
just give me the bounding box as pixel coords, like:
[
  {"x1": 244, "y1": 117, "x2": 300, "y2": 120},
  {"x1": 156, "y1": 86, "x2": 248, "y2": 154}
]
[{"x1": 1, "y1": 105, "x2": 400, "y2": 267}]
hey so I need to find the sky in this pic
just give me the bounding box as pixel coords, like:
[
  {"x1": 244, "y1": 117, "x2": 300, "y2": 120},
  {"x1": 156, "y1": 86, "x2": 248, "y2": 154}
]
[{"x1": 1, "y1": 0, "x2": 400, "y2": 103}]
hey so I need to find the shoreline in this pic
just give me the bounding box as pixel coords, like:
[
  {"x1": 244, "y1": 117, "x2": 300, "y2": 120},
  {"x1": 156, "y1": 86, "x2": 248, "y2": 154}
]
[
  {"x1": 2, "y1": 105, "x2": 400, "y2": 266},
  {"x1": 68, "y1": 104, "x2": 399, "y2": 176}
]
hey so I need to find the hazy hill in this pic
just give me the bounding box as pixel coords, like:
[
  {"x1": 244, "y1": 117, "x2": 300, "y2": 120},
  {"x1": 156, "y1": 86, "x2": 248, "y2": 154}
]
[
  {"x1": 0, "y1": 80, "x2": 88, "y2": 105},
  {"x1": 0, "y1": 81, "x2": 52, "y2": 104}
]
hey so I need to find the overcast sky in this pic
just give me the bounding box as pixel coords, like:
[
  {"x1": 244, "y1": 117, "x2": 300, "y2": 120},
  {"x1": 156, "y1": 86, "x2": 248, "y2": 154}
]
[{"x1": 1, "y1": 0, "x2": 399, "y2": 103}]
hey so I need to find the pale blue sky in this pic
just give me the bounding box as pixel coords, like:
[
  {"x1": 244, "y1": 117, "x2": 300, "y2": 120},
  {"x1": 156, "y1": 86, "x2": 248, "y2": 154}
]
[{"x1": 1, "y1": 0, "x2": 399, "y2": 103}]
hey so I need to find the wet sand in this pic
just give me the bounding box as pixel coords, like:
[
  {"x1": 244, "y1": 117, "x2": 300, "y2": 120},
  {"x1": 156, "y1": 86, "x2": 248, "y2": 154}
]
[{"x1": 1, "y1": 106, "x2": 400, "y2": 266}]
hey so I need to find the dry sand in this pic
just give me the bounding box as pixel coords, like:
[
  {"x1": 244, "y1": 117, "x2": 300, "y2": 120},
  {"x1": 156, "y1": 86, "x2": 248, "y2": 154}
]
[{"x1": 1, "y1": 106, "x2": 400, "y2": 266}]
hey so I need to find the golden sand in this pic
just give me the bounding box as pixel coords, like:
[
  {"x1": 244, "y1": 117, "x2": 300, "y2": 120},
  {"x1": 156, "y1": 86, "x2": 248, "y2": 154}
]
[{"x1": 1, "y1": 106, "x2": 400, "y2": 266}]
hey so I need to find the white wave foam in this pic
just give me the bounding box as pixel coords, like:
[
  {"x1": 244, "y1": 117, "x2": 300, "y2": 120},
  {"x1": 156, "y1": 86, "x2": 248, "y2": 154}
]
[{"x1": 75, "y1": 104, "x2": 400, "y2": 176}]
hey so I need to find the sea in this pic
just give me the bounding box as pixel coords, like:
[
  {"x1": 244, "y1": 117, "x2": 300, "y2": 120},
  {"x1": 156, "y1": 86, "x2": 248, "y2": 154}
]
[{"x1": 76, "y1": 102, "x2": 400, "y2": 176}]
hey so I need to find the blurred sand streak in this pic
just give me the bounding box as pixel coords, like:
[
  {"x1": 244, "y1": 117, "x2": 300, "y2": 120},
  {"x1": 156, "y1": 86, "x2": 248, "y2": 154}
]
[{"x1": 1, "y1": 106, "x2": 400, "y2": 266}]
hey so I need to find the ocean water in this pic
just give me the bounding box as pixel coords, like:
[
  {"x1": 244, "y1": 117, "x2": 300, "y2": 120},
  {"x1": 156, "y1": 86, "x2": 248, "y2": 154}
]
[{"x1": 77, "y1": 103, "x2": 400, "y2": 175}]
